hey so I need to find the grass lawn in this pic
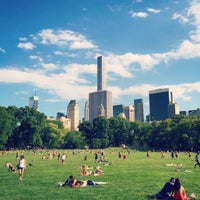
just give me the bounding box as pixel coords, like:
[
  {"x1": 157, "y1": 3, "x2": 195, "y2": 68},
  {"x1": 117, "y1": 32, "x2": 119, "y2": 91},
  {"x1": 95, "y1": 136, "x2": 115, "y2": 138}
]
[{"x1": 0, "y1": 149, "x2": 199, "y2": 200}]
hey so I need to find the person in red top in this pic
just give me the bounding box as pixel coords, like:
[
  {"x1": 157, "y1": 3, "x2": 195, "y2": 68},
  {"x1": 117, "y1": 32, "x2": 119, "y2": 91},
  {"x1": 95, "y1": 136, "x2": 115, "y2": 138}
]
[{"x1": 171, "y1": 178, "x2": 187, "y2": 200}]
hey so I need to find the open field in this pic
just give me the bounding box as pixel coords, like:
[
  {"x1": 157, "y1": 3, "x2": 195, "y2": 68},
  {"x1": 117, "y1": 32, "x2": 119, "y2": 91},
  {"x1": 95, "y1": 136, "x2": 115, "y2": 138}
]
[{"x1": 0, "y1": 149, "x2": 199, "y2": 200}]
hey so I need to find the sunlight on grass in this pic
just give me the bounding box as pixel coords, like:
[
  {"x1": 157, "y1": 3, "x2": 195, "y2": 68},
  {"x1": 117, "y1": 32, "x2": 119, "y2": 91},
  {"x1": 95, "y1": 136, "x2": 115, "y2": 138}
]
[{"x1": 0, "y1": 149, "x2": 199, "y2": 200}]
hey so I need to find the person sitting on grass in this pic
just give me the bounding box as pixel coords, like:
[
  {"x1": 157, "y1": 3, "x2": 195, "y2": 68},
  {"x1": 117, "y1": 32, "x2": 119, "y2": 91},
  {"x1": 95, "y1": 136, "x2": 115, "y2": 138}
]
[
  {"x1": 5, "y1": 162, "x2": 17, "y2": 173},
  {"x1": 79, "y1": 165, "x2": 93, "y2": 176},
  {"x1": 90, "y1": 166, "x2": 104, "y2": 176},
  {"x1": 79, "y1": 167, "x2": 88, "y2": 176},
  {"x1": 171, "y1": 178, "x2": 187, "y2": 200},
  {"x1": 148, "y1": 177, "x2": 175, "y2": 199}
]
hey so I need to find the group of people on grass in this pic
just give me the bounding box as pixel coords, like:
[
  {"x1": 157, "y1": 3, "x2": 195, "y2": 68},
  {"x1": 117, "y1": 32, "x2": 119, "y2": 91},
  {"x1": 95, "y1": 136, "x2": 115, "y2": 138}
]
[
  {"x1": 148, "y1": 177, "x2": 196, "y2": 200},
  {"x1": 79, "y1": 165, "x2": 104, "y2": 176},
  {"x1": 4, "y1": 149, "x2": 200, "y2": 198}
]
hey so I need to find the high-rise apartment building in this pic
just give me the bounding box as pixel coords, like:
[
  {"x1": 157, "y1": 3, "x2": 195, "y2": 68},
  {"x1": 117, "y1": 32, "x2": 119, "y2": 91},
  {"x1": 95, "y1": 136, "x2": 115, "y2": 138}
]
[
  {"x1": 89, "y1": 56, "x2": 112, "y2": 121},
  {"x1": 29, "y1": 94, "x2": 39, "y2": 110},
  {"x1": 89, "y1": 90, "x2": 112, "y2": 121},
  {"x1": 67, "y1": 100, "x2": 79, "y2": 131},
  {"x1": 124, "y1": 105, "x2": 135, "y2": 122},
  {"x1": 134, "y1": 99, "x2": 144, "y2": 122},
  {"x1": 149, "y1": 88, "x2": 170, "y2": 121},
  {"x1": 84, "y1": 101, "x2": 89, "y2": 121},
  {"x1": 113, "y1": 104, "x2": 135, "y2": 121}
]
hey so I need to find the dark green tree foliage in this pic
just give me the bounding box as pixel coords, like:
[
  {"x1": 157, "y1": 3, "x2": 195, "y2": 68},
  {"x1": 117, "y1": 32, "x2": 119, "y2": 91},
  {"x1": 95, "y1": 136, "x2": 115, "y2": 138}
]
[
  {"x1": 92, "y1": 117, "x2": 109, "y2": 148},
  {"x1": 1, "y1": 105, "x2": 200, "y2": 150},
  {"x1": 78, "y1": 121, "x2": 93, "y2": 148},
  {"x1": 63, "y1": 131, "x2": 86, "y2": 149},
  {"x1": 42, "y1": 122, "x2": 64, "y2": 149},
  {"x1": 0, "y1": 107, "x2": 16, "y2": 149}
]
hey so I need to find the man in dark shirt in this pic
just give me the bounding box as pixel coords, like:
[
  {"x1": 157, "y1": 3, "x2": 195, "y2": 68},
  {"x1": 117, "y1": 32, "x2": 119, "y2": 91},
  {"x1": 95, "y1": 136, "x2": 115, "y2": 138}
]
[
  {"x1": 194, "y1": 152, "x2": 200, "y2": 168},
  {"x1": 148, "y1": 178, "x2": 175, "y2": 199}
]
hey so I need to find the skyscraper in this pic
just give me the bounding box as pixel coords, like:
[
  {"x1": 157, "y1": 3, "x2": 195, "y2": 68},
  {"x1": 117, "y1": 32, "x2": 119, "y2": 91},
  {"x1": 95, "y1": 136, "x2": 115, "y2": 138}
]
[
  {"x1": 149, "y1": 88, "x2": 170, "y2": 121},
  {"x1": 97, "y1": 56, "x2": 106, "y2": 91},
  {"x1": 67, "y1": 100, "x2": 79, "y2": 131},
  {"x1": 89, "y1": 90, "x2": 112, "y2": 121},
  {"x1": 168, "y1": 102, "x2": 180, "y2": 118},
  {"x1": 113, "y1": 104, "x2": 124, "y2": 117},
  {"x1": 124, "y1": 105, "x2": 135, "y2": 122},
  {"x1": 168, "y1": 91, "x2": 180, "y2": 118},
  {"x1": 134, "y1": 99, "x2": 144, "y2": 122},
  {"x1": 84, "y1": 101, "x2": 89, "y2": 121},
  {"x1": 89, "y1": 56, "x2": 112, "y2": 121},
  {"x1": 29, "y1": 93, "x2": 39, "y2": 111}
]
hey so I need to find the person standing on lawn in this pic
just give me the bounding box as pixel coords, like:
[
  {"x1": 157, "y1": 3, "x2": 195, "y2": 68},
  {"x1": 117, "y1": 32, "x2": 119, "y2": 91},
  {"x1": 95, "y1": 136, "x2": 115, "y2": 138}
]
[
  {"x1": 194, "y1": 152, "x2": 200, "y2": 168},
  {"x1": 18, "y1": 155, "x2": 26, "y2": 180}
]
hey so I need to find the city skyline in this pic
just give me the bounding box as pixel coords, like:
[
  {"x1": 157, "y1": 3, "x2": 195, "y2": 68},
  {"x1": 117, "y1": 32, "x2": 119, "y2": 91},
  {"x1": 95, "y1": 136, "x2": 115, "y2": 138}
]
[{"x1": 0, "y1": 0, "x2": 200, "y2": 119}]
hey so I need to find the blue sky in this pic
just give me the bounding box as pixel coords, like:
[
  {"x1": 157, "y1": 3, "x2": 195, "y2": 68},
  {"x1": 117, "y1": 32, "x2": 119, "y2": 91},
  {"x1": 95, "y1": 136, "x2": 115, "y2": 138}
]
[{"x1": 0, "y1": 0, "x2": 200, "y2": 119}]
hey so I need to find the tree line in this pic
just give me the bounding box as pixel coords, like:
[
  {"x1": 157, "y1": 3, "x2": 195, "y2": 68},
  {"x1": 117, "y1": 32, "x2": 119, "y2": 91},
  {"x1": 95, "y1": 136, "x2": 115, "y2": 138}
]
[{"x1": 0, "y1": 106, "x2": 200, "y2": 151}]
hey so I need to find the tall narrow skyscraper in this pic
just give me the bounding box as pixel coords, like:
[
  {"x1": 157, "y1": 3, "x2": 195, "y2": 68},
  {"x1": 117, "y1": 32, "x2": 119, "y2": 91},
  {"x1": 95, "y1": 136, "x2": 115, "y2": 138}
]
[
  {"x1": 134, "y1": 99, "x2": 144, "y2": 122},
  {"x1": 97, "y1": 56, "x2": 106, "y2": 91},
  {"x1": 89, "y1": 56, "x2": 112, "y2": 121},
  {"x1": 67, "y1": 100, "x2": 79, "y2": 131},
  {"x1": 149, "y1": 88, "x2": 170, "y2": 121}
]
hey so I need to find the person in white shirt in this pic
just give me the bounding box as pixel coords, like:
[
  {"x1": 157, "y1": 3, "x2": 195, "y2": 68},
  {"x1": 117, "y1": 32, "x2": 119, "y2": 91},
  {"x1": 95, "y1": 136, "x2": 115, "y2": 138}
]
[
  {"x1": 61, "y1": 153, "x2": 66, "y2": 165},
  {"x1": 18, "y1": 155, "x2": 26, "y2": 180}
]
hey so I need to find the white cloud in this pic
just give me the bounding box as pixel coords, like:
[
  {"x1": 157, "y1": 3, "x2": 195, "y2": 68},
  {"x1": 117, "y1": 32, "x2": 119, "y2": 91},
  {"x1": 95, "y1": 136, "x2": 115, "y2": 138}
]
[
  {"x1": 129, "y1": 11, "x2": 149, "y2": 18},
  {"x1": 0, "y1": 48, "x2": 5, "y2": 53},
  {"x1": 44, "y1": 98, "x2": 62, "y2": 102},
  {"x1": 0, "y1": 67, "x2": 95, "y2": 100},
  {"x1": 29, "y1": 55, "x2": 43, "y2": 62},
  {"x1": 172, "y1": 13, "x2": 189, "y2": 23},
  {"x1": 37, "y1": 29, "x2": 97, "y2": 49},
  {"x1": 17, "y1": 42, "x2": 36, "y2": 50},
  {"x1": 147, "y1": 8, "x2": 161, "y2": 14},
  {"x1": 19, "y1": 37, "x2": 28, "y2": 41},
  {"x1": 62, "y1": 63, "x2": 96, "y2": 84},
  {"x1": 110, "y1": 82, "x2": 200, "y2": 104},
  {"x1": 104, "y1": 52, "x2": 160, "y2": 78},
  {"x1": 15, "y1": 90, "x2": 29, "y2": 95},
  {"x1": 54, "y1": 51, "x2": 64, "y2": 55},
  {"x1": 41, "y1": 63, "x2": 58, "y2": 71}
]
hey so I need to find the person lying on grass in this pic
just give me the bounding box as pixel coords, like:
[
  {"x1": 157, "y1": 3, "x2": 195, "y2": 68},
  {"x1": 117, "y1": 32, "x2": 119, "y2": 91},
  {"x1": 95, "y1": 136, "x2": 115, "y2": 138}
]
[{"x1": 58, "y1": 175, "x2": 107, "y2": 188}]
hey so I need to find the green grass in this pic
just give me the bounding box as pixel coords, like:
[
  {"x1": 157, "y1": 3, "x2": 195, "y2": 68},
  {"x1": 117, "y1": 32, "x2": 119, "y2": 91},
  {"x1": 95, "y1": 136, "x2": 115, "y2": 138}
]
[{"x1": 0, "y1": 149, "x2": 199, "y2": 200}]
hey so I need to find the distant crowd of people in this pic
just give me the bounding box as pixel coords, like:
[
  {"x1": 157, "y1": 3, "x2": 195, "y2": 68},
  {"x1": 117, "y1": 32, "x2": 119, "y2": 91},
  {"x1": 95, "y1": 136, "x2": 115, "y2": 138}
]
[{"x1": 2, "y1": 148, "x2": 199, "y2": 198}]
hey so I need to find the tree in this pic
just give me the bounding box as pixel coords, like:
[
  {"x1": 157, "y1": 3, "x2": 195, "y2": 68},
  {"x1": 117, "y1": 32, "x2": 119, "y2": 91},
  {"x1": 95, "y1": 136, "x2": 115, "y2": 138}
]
[
  {"x1": 63, "y1": 131, "x2": 86, "y2": 149},
  {"x1": 92, "y1": 117, "x2": 109, "y2": 148},
  {"x1": 78, "y1": 121, "x2": 93, "y2": 148},
  {"x1": 0, "y1": 106, "x2": 16, "y2": 149},
  {"x1": 42, "y1": 122, "x2": 64, "y2": 148}
]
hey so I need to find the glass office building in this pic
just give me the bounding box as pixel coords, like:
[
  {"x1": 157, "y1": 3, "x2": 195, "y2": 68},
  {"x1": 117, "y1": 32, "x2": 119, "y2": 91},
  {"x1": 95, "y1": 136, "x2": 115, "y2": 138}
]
[{"x1": 149, "y1": 88, "x2": 170, "y2": 121}]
